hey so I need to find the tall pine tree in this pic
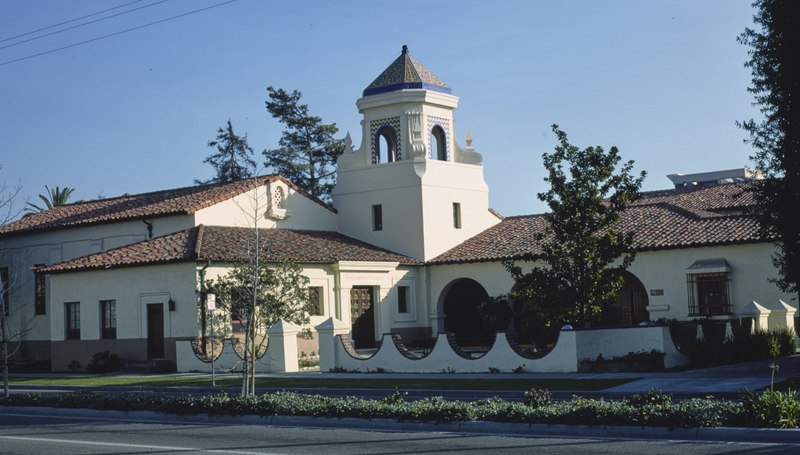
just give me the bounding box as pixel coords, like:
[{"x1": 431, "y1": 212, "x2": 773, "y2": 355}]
[
  {"x1": 263, "y1": 87, "x2": 344, "y2": 202},
  {"x1": 196, "y1": 120, "x2": 256, "y2": 185},
  {"x1": 739, "y1": 0, "x2": 800, "y2": 294}
]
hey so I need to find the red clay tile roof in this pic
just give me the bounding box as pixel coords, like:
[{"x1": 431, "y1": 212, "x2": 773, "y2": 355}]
[
  {"x1": 38, "y1": 225, "x2": 419, "y2": 273},
  {"x1": 430, "y1": 182, "x2": 771, "y2": 264},
  {"x1": 0, "y1": 176, "x2": 334, "y2": 238}
]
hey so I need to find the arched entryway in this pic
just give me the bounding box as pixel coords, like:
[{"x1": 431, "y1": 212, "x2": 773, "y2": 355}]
[
  {"x1": 601, "y1": 271, "x2": 650, "y2": 327},
  {"x1": 441, "y1": 278, "x2": 492, "y2": 346}
]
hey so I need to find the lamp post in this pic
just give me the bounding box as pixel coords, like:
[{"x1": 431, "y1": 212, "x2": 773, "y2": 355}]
[{"x1": 207, "y1": 293, "x2": 216, "y2": 386}]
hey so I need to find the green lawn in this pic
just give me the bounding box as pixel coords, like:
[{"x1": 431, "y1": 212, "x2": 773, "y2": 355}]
[{"x1": 9, "y1": 375, "x2": 634, "y2": 391}]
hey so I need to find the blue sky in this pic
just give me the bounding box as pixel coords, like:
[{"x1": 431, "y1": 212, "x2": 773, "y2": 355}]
[{"x1": 1, "y1": 0, "x2": 759, "y2": 216}]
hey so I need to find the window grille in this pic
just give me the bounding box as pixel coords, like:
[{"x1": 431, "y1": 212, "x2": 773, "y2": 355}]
[{"x1": 687, "y1": 272, "x2": 731, "y2": 316}]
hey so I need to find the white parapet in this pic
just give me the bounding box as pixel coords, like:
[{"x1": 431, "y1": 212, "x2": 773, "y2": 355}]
[{"x1": 319, "y1": 325, "x2": 686, "y2": 373}]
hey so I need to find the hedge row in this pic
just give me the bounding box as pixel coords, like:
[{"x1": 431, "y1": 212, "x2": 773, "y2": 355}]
[{"x1": 2, "y1": 389, "x2": 798, "y2": 429}]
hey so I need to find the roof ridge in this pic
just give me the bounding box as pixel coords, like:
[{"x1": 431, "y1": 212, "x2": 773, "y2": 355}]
[
  {"x1": 194, "y1": 224, "x2": 205, "y2": 259},
  {"x1": 66, "y1": 175, "x2": 277, "y2": 207}
]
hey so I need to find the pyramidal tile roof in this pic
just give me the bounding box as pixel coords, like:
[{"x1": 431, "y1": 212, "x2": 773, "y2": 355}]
[
  {"x1": 38, "y1": 225, "x2": 420, "y2": 273},
  {"x1": 430, "y1": 182, "x2": 771, "y2": 264},
  {"x1": 0, "y1": 175, "x2": 334, "y2": 238},
  {"x1": 363, "y1": 45, "x2": 451, "y2": 96}
]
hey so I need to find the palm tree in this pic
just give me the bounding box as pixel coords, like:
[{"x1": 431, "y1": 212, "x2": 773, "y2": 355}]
[{"x1": 24, "y1": 185, "x2": 75, "y2": 214}]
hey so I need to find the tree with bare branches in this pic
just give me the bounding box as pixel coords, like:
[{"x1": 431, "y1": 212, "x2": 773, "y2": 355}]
[{"x1": 1, "y1": 165, "x2": 34, "y2": 397}]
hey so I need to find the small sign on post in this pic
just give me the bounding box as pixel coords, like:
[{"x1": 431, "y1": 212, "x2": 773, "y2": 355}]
[{"x1": 207, "y1": 293, "x2": 216, "y2": 310}]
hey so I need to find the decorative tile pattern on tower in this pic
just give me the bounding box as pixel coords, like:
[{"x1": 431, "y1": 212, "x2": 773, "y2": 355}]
[
  {"x1": 427, "y1": 116, "x2": 451, "y2": 161},
  {"x1": 363, "y1": 46, "x2": 451, "y2": 96},
  {"x1": 370, "y1": 117, "x2": 402, "y2": 164}
]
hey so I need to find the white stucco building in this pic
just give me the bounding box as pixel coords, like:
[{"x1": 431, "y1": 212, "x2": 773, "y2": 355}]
[{"x1": 1, "y1": 47, "x2": 796, "y2": 372}]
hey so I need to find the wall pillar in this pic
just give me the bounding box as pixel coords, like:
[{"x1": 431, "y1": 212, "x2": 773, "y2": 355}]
[
  {"x1": 738, "y1": 300, "x2": 771, "y2": 331},
  {"x1": 315, "y1": 317, "x2": 350, "y2": 372},
  {"x1": 263, "y1": 320, "x2": 300, "y2": 373},
  {"x1": 766, "y1": 299, "x2": 797, "y2": 330}
]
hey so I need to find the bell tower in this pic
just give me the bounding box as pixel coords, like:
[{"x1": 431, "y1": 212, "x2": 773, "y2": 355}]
[{"x1": 333, "y1": 46, "x2": 499, "y2": 261}]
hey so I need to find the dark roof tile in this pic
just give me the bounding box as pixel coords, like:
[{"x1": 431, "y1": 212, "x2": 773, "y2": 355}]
[
  {"x1": 1, "y1": 176, "x2": 334, "y2": 237},
  {"x1": 430, "y1": 182, "x2": 770, "y2": 264},
  {"x1": 39, "y1": 225, "x2": 419, "y2": 273}
]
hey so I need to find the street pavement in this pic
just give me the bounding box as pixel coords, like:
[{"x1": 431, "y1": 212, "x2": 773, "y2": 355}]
[{"x1": 2, "y1": 409, "x2": 795, "y2": 454}]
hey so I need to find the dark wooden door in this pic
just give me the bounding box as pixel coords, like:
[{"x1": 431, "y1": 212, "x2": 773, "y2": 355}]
[
  {"x1": 147, "y1": 303, "x2": 165, "y2": 359},
  {"x1": 350, "y1": 287, "x2": 375, "y2": 349},
  {"x1": 630, "y1": 290, "x2": 649, "y2": 325}
]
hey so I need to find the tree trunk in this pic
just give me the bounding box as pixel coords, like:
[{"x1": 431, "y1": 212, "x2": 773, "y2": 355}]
[
  {"x1": 2, "y1": 315, "x2": 9, "y2": 398},
  {"x1": 241, "y1": 318, "x2": 250, "y2": 397}
]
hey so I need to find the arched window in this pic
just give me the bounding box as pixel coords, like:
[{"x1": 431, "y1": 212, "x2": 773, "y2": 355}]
[
  {"x1": 375, "y1": 126, "x2": 398, "y2": 163},
  {"x1": 431, "y1": 125, "x2": 447, "y2": 161}
]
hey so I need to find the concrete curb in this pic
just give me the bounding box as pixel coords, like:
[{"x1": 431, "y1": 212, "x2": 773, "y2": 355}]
[{"x1": 3, "y1": 406, "x2": 800, "y2": 445}]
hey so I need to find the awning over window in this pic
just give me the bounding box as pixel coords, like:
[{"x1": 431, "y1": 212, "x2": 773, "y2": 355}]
[{"x1": 686, "y1": 258, "x2": 731, "y2": 274}]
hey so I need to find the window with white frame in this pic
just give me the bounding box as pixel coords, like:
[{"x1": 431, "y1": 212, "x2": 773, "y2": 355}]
[
  {"x1": 34, "y1": 265, "x2": 46, "y2": 315},
  {"x1": 397, "y1": 286, "x2": 410, "y2": 314},
  {"x1": 308, "y1": 286, "x2": 324, "y2": 316},
  {"x1": 372, "y1": 204, "x2": 383, "y2": 231},
  {"x1": 65, "y1": 301, "x2": 80, "y2": 340},
  {"x1": 100, "y1": 300, "x2": 116, "y2": 339}
]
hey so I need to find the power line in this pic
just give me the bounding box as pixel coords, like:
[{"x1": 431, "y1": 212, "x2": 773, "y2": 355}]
[
  {"x1": 0, "y1": 0, "x2": 173, "y2": 51},
  {"x1": 0, "y1": 0, "x2": 149, "y2": 43},
  {"x1": 0, "y1": 0, "x2": 238, "y2": 67}
]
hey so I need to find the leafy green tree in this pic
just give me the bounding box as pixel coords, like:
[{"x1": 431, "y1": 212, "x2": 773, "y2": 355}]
[
  {"x1": 738, "y1": 0, "x2": 800, "y2": 294},
  {"x1": 263, "y1": 87, "x2": 344, "y2": 202},
  {"x1": 506, "y1": 125, "x2": 645, "y2": 328},
  {"x1": 196, "y1": 120, "x2": 256, "y2": 185},
  {"x1": 206, "y1": 256, "x2": 311, "y2": 396},
  {"x1": 24, "y1": 185, "x2": 75, "y2": 214}
]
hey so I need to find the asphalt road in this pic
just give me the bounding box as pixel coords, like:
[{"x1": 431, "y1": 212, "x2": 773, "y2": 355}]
[{"x1": 0, "y1": 410, "x2": 795, "y2": 455}]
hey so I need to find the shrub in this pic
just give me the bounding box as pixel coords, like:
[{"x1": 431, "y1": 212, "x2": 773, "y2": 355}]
[
  {"x1": 0, "y1": 390, "x2": 789, "y2": 429},
  {"x1": 741, "y1": 389, "x2": 800, "y2": 428},
  {"x1": 67, "y1": 360, "x2": 81, "y2": 373},
  {"x1": 581, "y1": 349, "x2": 666, "y2": 372},
  {"x1": 299, "y1": 357, "x2": 320, "y2": 369},
  {"x1": 523, "y1": 388, "x2": 552, "y2": 407},
  {"x1": 86, "y1": 351, "x2": 123, "y2": 373},
  {"x1": 624, "y1": 389, "x2": 672, "y2": 407},
  {"x1": 773, "y1": 328, "x2": 797, "y2": 357},
  {"x1": 688, "y1": 328, "x2": 796, "y2": 367},
  {"x1": 382, "y1": 389, "x2": 408, "y2": 405},
  {"x1": 753, "y1": 329, "x2": 781, "y2": 359}
]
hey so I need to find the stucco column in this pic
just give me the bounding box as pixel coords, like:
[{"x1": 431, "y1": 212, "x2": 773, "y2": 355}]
[
  {"x1": 315, "y1": 318, "x2": 350, "y2": 372},
  {"x1": 262, "y1": 320, "x2": 300, "y2": 373},
  {"x1": 766, "y1": 300, "x2": 796, "y2": 330},
  {"x1": 739, "y1": 301, "x2": 771, "y2": 332}
]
